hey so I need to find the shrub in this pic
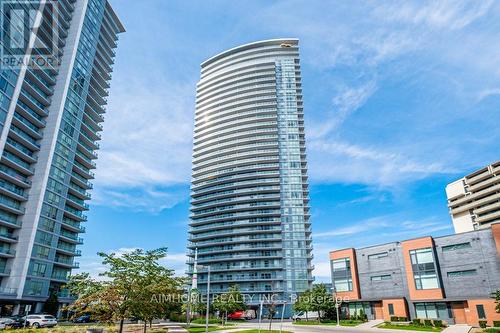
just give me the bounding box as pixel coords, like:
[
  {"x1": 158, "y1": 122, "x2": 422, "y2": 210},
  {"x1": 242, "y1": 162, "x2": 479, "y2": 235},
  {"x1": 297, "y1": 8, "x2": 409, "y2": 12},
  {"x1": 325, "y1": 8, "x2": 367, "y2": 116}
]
[
  {"x1": 479, "y1": 320, "x2": 487, "y2": 329},
  {"x1": 433, "y1": 320, "x2": 443, "y2": 328},
  {"x1": 424, "y1": 319, "x2": 433, "y2": 326},
  {"x1": 399, "y1": 317, "x2": 408, "y2": 322},
  {"x1": 493, "y1": 321, "x2": 500, "y2": 328},
  {"x1": 169, "y1": 313, "x2": 184, "y2": 323},
  {"x1": 390, "y1": 316, "x2": 399, "y2": 322},
  {"x1": 413, "y1": 319, "x2": 422, "y2": 326}
]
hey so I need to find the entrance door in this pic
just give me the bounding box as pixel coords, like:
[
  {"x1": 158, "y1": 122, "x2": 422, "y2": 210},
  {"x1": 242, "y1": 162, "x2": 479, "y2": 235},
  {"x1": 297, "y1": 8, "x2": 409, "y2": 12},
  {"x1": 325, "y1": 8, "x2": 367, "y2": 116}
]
[
  {"x1": 451, "y1": 302, "x2": 467, "y2": 324},
  {"x1": 373, "y1": 302, "x2": 383, "y2": 320}
]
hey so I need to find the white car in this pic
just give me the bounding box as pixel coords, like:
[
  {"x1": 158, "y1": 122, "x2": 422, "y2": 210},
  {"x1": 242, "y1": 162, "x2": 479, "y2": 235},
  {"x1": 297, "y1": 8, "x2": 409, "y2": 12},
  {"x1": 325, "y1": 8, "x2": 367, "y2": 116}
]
[
  {"x1": 25, "y1": 315, "x2": 57, "y2": 328},
  {"x1": 292, "y1": 311, "x2": 320, "y2": 321}
]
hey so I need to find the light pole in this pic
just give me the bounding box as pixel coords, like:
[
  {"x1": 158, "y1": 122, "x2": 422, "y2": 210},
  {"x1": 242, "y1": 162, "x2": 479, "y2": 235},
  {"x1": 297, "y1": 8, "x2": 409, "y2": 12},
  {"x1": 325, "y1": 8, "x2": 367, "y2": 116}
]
[
  {"x1": 333, "y1": 287, "x2": 341, "y2": 327},
  {"x1": 280, "y1": 301, "x2": 287, "y2": 333},
  {"x1": 197, "y1": 265, "x2": 211, "y2": 333}
]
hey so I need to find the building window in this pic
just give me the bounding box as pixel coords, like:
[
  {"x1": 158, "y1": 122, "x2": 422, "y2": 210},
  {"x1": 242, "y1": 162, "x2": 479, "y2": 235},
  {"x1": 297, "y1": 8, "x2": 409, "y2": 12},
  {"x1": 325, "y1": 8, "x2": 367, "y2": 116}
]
[
  {"x1": 415, "y1": 303, "x2": 449, "y2": 319},
  {"x1": 447, "y1": 269, "x2": 477, "y2": 277},
  {"x1": 371, "y1": 274, "x2": 392, "y2": 281},
  {"x1": 331, "y1": 257, "x2": 353, "y2": 292},
  {"x1": 368, "y1": 252, "x2": 388, "y2": 260},
  {"x1": 410, "y1": 248, "x2": 439, "y2": 290},
  {"x1": 442, "y1": 242, "x2": 471, "y2": 252},
  {"x1": 388, "y1": 304, "x2": 395, "y2": 316},
  {"x1": 476, "y1": 305, "x2": 486, "y2": 319}
]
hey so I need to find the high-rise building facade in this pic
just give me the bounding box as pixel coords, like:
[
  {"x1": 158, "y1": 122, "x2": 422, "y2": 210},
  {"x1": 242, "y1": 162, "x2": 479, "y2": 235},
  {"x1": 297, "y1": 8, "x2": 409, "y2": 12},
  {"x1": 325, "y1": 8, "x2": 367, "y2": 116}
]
[
  {"x1": 0, "y1": 0, "x2": 124, "y2": 314},
  {"x1": 187, "y1": 39, "x2": 313, "y2": 313},
  {"x1": 446, "y1": 161, "x2": 500, "y2": 233}
]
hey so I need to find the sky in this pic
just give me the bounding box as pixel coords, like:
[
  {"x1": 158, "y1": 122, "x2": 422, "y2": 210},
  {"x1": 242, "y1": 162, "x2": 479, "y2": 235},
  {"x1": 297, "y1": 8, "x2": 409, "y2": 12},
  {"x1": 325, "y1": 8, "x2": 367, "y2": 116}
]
[{"x1": 77, "y1": 0, "x2": 500, "y2": 282}]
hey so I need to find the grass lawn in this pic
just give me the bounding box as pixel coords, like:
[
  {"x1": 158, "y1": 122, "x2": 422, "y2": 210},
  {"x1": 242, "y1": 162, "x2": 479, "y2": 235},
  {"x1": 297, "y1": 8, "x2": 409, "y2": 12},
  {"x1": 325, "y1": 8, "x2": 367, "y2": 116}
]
[
  {"x1": 293, "y1": 319, "x2": 364, "y2": 326},
  {"x1": 232, "y1": 330, "x2": 293, "y2": 333},
  {"x1": 378, "y1": 323, "x2": 444, "y2": 332},
  {"x1": 484, "y1": 329, "x2": 500, "y2": 333},
  {"x1": 186, "y1": 325, "x2": 236, "y2": 333}
]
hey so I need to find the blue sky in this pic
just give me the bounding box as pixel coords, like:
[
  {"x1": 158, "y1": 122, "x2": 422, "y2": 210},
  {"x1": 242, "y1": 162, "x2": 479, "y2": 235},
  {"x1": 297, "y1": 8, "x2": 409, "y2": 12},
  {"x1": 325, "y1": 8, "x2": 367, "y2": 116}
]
[{"x1": 77, "y1": 0, "x2": 500, "y2": 282}]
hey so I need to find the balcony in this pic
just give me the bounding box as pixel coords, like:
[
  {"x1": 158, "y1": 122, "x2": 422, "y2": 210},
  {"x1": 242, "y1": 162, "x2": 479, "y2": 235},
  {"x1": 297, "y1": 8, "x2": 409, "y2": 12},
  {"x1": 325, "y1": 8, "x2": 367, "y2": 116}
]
[
  {"x1": 56, "y1": 245, "x2": 81, "y2": 256},
  {"x1": 0, "y1": 231, "x2": 18, "y2": 243},
  {"x1": 0, "y1": 178, "x2": 28, "y2": 201},
  {"x1": 9, "y1": 126, "x2": 41, "y2": 151},
  {"x1": 71, "y1": 172, "x2": 93, "y2": 190},
  {"x1": 0, "y1": 248, "x2": 16, "y2": 258},
  {"x1": 61, "y1": 218, "x2": 86, "y2": 233},
  {"x1": 0, "y1": 267, "x2": 10, "y2": 276},
  {"x1": 11, "y1": 113, "x2": 43, "y2": 139},
  {"x1": 54, "y1": 257, "x2": 80, "y2": 268},
  {"x1": 75, "y1": 151, "x2": 96, "y2": 169},
  {"x1": 66, "y1": 195, "x2": 90, "y2": 211},
  {"x1": 64, "y1": 206, "x2": 87, "y2": 222},
  {"x1": 0, "y1": 287, "x2": 17, "y2": 295},
  {"x1": 0, "y1": 194, "x2": 25, "y2": 214},
  {"x1": 0, "y1": 164, "x2": 32, "y2": 188},
  {"x1": 2, "y1": 151, "x2": 35, "y2": 176},
  {"x1": 73, "y1": 161, "x2": 95, "y2": 179}
]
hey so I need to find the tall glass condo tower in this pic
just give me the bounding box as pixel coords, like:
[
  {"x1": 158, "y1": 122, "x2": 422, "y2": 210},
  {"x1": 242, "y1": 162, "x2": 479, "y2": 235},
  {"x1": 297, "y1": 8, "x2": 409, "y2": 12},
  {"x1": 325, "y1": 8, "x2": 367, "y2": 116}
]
[
  {"x1": 188, "y1": 39, "x2": 313, "y2": 313},
  {"x1": 0, "y1": 0, "x2": 124, "y2": 314}
]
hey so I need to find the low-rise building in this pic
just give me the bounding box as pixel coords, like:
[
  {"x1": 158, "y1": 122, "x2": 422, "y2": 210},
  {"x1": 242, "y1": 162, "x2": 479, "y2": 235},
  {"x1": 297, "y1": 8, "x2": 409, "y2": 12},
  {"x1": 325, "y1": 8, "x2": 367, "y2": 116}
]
[{"x1": 329, "y1": 223, "x2": 500, "y2": 326}]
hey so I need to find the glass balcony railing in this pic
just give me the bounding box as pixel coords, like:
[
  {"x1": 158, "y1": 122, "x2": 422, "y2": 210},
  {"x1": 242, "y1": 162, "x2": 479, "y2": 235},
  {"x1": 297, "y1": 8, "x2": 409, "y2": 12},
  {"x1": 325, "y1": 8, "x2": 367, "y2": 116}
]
[
  {"x1": 10, "y1": 125, "x2": 41, "y2": 148},
  {"x1": 0, "y1": 164, "x2": 31, "y2": 186},
  {"x1": 0, "y1": 287, "x2": 17, "y2": 295},
  {"x1": 3, "y1": 151, "x2": 35, "y2": 173},
  {"x1": 0, "y1": 178, "x2": 26, "y2": 198},
  {"x1": 0, "y1": 248, "x2": 16, "y2": 255}
]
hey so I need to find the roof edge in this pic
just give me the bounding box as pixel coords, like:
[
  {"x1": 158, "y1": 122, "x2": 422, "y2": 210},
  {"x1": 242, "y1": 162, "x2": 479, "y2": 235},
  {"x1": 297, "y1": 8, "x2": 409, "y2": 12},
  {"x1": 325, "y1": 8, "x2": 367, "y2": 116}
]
[{"x1": 201, "y1": 38, "x2": 299, "y2": 68}]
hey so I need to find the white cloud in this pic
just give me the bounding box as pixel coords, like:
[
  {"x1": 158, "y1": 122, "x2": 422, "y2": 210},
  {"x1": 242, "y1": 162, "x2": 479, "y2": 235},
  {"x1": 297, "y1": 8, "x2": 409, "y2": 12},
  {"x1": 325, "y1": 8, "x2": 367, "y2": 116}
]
[
  {"x1": 307, "y1": 140, "x2": 455, "y2": 187},
  {"x1": 377, "y1": 1, "x2": 494, "y2": 30},
  {"x1": 310, "y1": 81, "x2": 378, "y2": 139}
]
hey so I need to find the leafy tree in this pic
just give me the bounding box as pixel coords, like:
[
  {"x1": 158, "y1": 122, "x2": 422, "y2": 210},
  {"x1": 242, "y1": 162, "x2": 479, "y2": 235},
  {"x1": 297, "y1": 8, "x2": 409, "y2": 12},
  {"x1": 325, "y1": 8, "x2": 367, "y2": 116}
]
[
  {"x1": 43, "y1": 291, "x2": 59, "y2": 316},
  {"x1": 66, "y1": 248, "x2": 186, "y2": 333},
  {"x1": 310, "y1": 284, "x2": 335, "y2": 322},
  {"x1": 212, "y1": 285, "x2": 246, "y2": 324},
  {"x1": 266, "y1": 302, "x2": 277, "y2": 330},
  {"x1": 293, "y1": 290, "x2": 313, "y2": 321},
  {"x1": 493, "y1": 290, "x2": 500, "y2": 313}
]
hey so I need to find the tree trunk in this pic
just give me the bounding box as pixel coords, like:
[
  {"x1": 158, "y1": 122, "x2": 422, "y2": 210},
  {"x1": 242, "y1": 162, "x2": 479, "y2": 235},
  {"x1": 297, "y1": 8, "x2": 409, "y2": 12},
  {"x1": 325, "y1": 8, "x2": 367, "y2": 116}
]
[
  {"x1": 306, "y1": 311, "x2": 308, "y2": 321},
  {"x1": 149, "y1": 320, "x2": 152, "y2": 328},
  {"x1": 119, "y1": 318, "x2": 125, "y2": 333},
  {"x1": 143, "y1": 321, "x2": 147, "y2": 333},
  {"x1": 269, "y1": 317, "x2": 273, "y2": 330}
]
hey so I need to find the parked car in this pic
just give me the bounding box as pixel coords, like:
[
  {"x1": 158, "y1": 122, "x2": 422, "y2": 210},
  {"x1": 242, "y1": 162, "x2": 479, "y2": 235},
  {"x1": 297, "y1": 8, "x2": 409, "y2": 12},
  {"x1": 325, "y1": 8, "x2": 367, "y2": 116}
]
[
  {"x1": 73, "y1": 315, "x2": 92, "y2": 323},
  {"x1": 0, "y1": 317, "x2": 24, "y2": 329},
  {"x1": 292, "y1": 311, "x2": 320, "y2": 321},
  {"x1": 25, "y1": 314, "x2": 57, "y2": 328},
  {"x1": 227, "y1": 310, "x2": 256, "y2": 320}
]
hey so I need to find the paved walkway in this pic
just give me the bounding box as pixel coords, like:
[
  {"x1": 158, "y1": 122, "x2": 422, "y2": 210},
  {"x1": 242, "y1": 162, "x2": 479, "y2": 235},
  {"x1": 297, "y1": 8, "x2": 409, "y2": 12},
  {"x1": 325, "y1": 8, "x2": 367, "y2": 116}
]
[
  {"x1": 158, "y1": 322, "x2": 188, "y2": 333},
  {"x1": 356, "y1": 320, "x2": 384, "y2": 329},
  {"x1": 442, "y1": 324, "x2": 471, "y2": 333}
]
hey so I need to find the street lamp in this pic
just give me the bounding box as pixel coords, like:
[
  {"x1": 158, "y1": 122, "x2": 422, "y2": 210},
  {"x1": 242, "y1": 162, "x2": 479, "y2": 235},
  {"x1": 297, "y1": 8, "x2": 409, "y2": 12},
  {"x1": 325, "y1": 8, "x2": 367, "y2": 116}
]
[
  {"x1": 333, "y1": 286, "x2": 341, "y2": 327},
  {"x1": 197, "y1": 265, "x2": 211, "y2": 333}
]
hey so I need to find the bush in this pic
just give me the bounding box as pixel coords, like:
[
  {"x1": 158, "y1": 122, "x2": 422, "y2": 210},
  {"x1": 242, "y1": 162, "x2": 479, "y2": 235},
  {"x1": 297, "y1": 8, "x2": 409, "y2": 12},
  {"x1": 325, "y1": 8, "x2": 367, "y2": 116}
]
[
  {"x1": 493, "y1": 321, "x2": 500, "y2": 328},
  {"x1": 424, "y1": 319, "x2": 433, "y2": 326},
  {"x1": 169, "y1": 313, "x2": 184, "y2": 323},
  {"x1": 479, "y1": 320, "x2": 488, "y2": 329},
  {"x1": 433, "y1": 320, "x2": 443, "y2": 328},
  {"x1": 413, "y1": 319, "x2": 422, "y2": 326},
  {"x1": 399, "y1": 317, "x2": 408, "y2": 322},
  {"x1": 390, "y1": 316, "x2": 399, "y2": 322}
]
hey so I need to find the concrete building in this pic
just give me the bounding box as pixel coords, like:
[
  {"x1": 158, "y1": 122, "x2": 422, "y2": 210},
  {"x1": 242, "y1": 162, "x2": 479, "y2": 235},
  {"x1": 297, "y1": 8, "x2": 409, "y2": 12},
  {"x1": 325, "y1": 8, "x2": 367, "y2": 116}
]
[
  {"x1": 0, "y1": 0, "x2": 124, "y2": 314},
  {"x1": 329, "y1": 223, "x2": 500, "y2": 327},
  {"x1": 187, "y1": 39, "x2": 313, "y2": 314},
  {"x1": 446, "y1": 161, "x2": 500, "y2": 233}
]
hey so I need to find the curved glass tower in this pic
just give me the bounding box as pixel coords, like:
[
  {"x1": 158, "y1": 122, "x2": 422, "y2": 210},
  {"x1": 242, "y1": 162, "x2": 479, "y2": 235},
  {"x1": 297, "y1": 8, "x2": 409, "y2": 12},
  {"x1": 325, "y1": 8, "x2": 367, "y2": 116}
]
[{"x1": 188, "y1": 39, "x2": 313, "y2": 312}]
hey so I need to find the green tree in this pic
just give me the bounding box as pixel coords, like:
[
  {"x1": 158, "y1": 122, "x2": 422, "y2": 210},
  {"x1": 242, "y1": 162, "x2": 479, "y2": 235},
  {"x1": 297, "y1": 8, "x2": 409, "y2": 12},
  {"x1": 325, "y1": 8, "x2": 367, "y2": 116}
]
[
  {"x1": 493, "y1": 290, "x2": 500, "y2": 313},
  {"x1": 66, "y1": 248, "x2": 185, "y2": 333},
  {"x1": 293, "y1": 290, "x2": 313, "y2": 321},
  {"x1": 212, "y1": 285, "x2": 246, "y2": 324},
  {"x1": 43, "y1": 291, "x2": 59, "y2": 316},
  {"x1": 310, "y1": 284, "x2": 335, "y2": 322},
  {"x1": 265, "y1": 302, "x2": 277, "y2": 330}
]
